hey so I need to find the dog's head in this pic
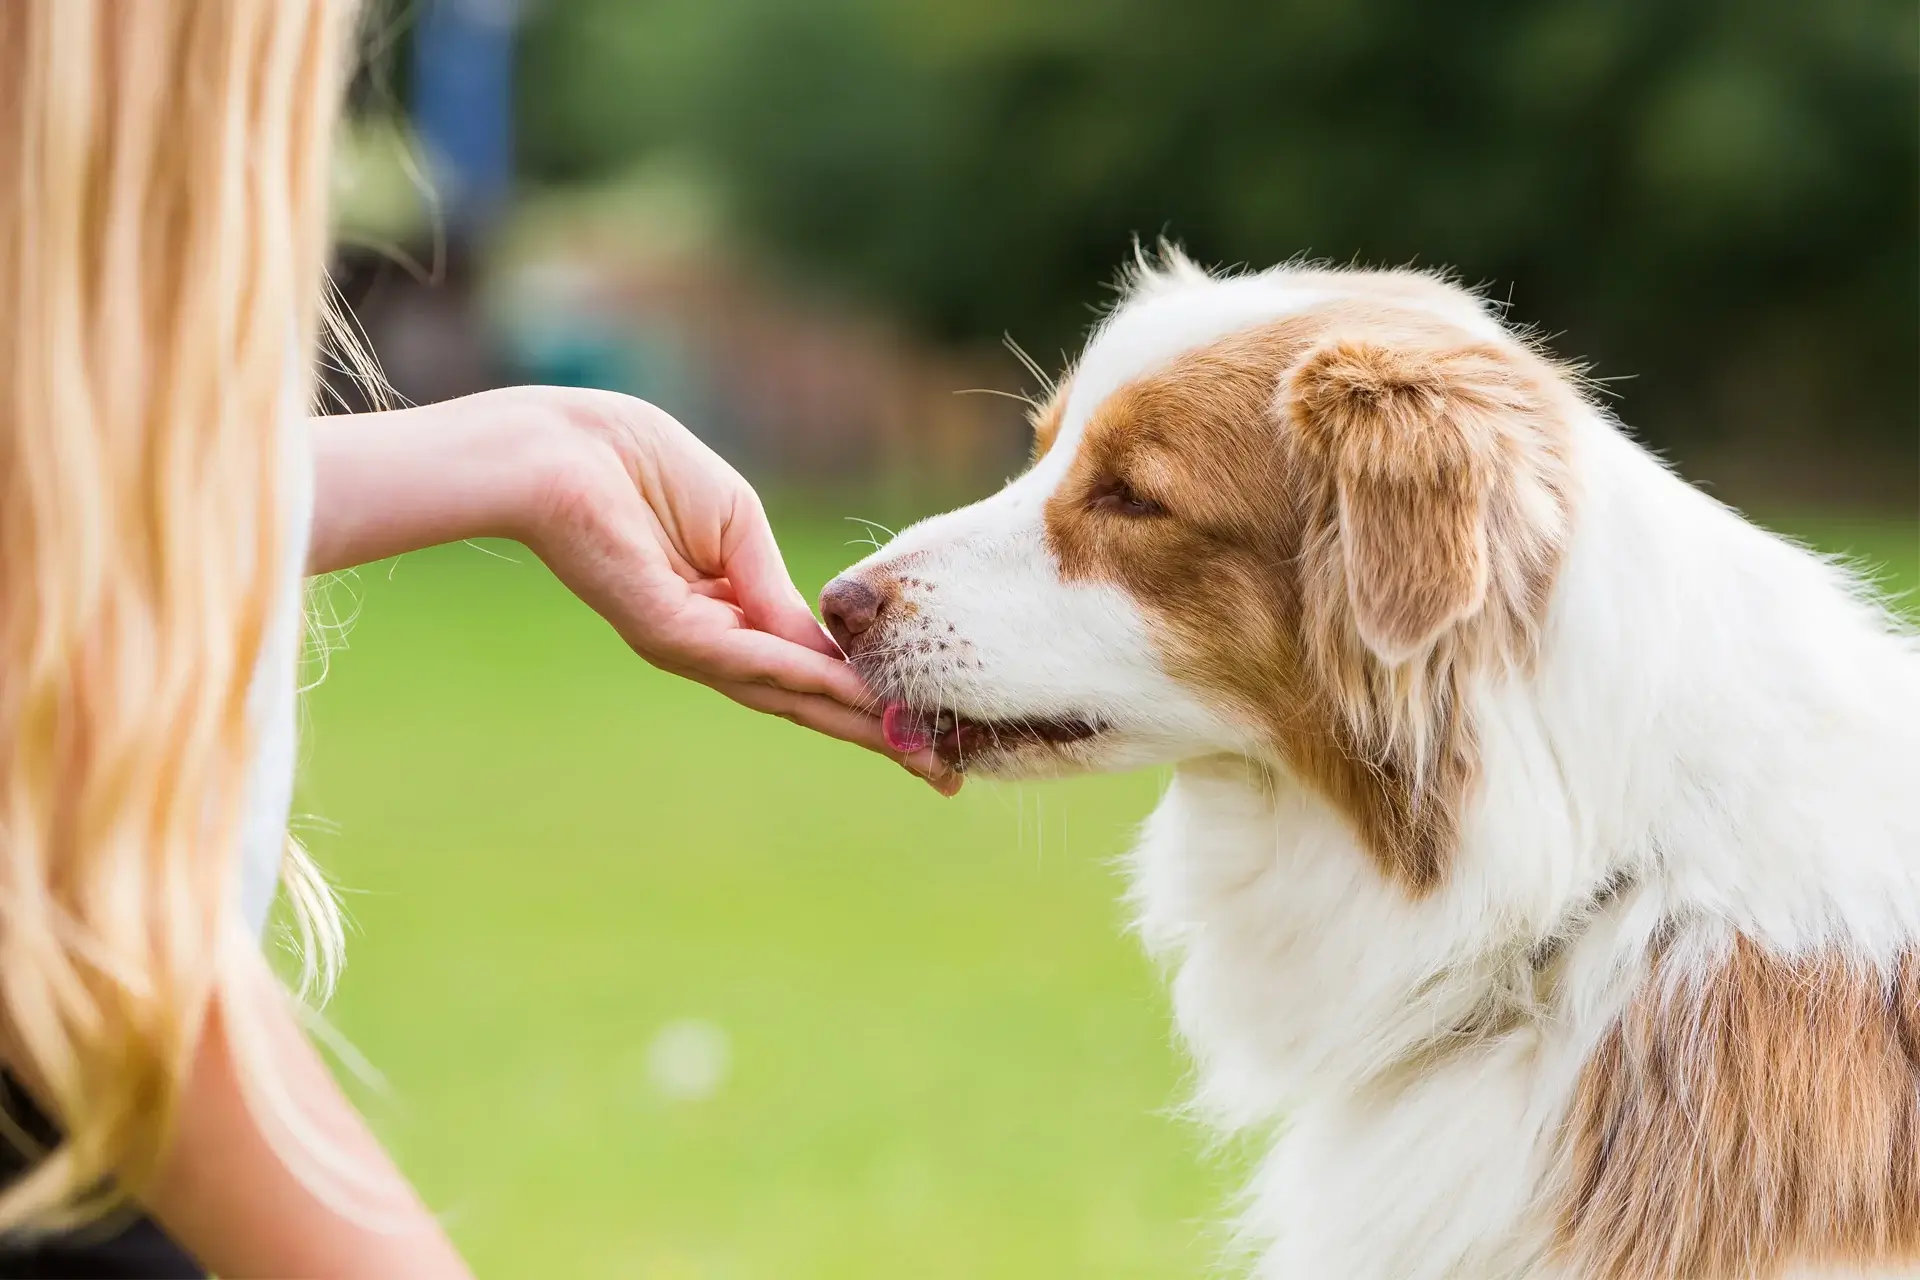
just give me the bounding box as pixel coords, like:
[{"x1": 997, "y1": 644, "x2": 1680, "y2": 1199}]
[{"x1": 824, "y1": 254, "x2": 1581, "y2": 889}]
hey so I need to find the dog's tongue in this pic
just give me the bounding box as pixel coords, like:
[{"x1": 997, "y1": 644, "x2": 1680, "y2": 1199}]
[{"x1": 882, "y1": 702, "x2": 934, "y2": 753}]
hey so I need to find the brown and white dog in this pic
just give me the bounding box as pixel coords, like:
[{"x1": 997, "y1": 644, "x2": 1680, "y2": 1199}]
[{"x1": 821, "y1": 251, "x2": 1920, "y2": 1279}]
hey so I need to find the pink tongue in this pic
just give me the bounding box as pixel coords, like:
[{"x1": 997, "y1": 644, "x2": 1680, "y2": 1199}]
[{"x1": 883, "y1": 702, "x2": 935, "y2": 753}]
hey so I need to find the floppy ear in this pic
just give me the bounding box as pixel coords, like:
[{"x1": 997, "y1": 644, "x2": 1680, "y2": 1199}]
[{"x1": 1286, "y1": 338, "x2": 1509, "y2": 665}]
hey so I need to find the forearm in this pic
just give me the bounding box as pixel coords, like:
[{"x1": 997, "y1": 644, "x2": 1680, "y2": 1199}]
[
  {"x1": 142, "y1": 952, "x2": 471, "y2": 1279},
  {"x1": 303, "y1": 384, "x2": 946, "y2": 781},
  {"x1": 308, "y1": 388, "x2": 563, "y2": 575}
]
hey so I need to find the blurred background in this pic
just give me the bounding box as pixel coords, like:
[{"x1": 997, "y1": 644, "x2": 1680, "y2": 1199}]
[{"x1": 303, "y1": 1, "x2": 1918, "y2": 1275}]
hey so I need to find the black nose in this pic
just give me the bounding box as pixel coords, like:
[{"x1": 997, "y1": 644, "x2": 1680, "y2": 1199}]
[{"x1": 819, "y1": 576, "x2": 884, "y2": 655}]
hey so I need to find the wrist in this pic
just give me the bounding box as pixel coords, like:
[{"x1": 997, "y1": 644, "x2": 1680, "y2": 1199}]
[
  {"x1": 499, "y1": 386, "x2": 651, "y2": 560},
  {"x1": 462, "y1": 386, "x2": 593, "y2": 547}
]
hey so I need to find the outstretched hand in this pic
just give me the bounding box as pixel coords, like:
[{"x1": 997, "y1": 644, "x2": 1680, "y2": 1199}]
[{"x1": 520, "y1": 388, "x2": 959, "y2": 793}]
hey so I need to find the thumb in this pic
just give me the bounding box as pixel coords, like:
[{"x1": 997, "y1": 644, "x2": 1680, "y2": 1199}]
[{"x1": 723, "y1": 495, "x2": 843, "y2": 659}]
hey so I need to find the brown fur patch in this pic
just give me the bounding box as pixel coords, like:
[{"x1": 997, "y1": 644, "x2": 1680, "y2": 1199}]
[
  {"x1": 1042, "y1": 291, "x2": 1574, "y2": 890},
  {"x1": 1290, "y1": 340, "x2": 1496, "y2": 662},
  {"x1": 1557, "y1": 939, "x2": 1920, "y2": 1278}
]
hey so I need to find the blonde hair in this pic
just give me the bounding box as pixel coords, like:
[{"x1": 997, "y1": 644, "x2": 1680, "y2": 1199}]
[{"x1": 0, "y1": 0, "x2": 359, "y2": 1230}]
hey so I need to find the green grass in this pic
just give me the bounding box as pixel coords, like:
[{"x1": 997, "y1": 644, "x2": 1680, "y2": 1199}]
[{"x1": 297, "y1": 508, "x2": 1915, "y2": 1279}]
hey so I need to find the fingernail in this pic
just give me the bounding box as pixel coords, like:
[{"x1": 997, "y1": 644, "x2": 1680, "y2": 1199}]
[{"x1": 899, "y1": 754, "x2": 961, "y2": 796}]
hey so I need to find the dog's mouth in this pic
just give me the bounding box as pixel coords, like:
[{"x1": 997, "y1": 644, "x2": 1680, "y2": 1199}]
[{"x1": 881, "y1": 702, "x2": 1102, "y2": 768}]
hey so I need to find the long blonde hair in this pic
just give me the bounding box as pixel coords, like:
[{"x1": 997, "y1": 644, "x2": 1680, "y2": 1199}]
[{"x1": 0, "y1": 0, "x2": 359, "y2": 1230}]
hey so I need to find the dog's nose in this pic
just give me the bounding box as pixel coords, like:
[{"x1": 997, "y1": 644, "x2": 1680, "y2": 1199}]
[{"x1": 820, "y1": 576, "x2": 884, "y2": 654}]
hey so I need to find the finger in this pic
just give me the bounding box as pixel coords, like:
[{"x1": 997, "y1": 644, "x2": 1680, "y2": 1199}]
[
  {"x1": 715, "y1": 682, "x2": 959, "y2": 791},
  {"x1": 679, "y1": 627, "x2": 877, "y2": 707},
  {"x1": 686, "y1": 577, "x2": 739, "y2": 604},
  {"x1": 722, "y1": 683, "x2": 958, "y2": 790},
  {"x1": 721, "y1": 496, "x2": 843, "y2": 659},
  {"x1": 720, "y1": 682, "x2": 889, "y2": 750}
]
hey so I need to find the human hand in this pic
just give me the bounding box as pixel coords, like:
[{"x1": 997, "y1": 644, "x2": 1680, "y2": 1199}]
[{"x1": 514, "y1": 387, "x2": 960, "y2": 793}]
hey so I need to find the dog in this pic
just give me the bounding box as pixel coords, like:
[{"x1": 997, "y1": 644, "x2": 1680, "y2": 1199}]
[{"x1": 820, "y1": 250, "x2": 1920, "y2": 1279}]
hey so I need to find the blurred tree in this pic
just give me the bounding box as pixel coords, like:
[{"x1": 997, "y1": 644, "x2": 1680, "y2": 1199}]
[{"x1": 514, "y1": 0, "x2": 1917, "y2": 499}]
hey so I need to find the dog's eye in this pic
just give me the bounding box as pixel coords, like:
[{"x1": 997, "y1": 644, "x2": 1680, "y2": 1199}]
[{"x1": 1089, "y1": 477, "x2": 1165, "y2": 518}]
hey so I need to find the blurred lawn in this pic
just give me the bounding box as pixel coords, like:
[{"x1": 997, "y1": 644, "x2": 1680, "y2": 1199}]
[{"x1": 296, "y1": 508, "x2": 1915, "y2": 1280}]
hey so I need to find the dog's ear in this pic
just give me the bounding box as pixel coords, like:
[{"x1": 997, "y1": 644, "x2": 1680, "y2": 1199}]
[{"x1": 1285, "y1": 338, "x2": 1530, "y2": 665}]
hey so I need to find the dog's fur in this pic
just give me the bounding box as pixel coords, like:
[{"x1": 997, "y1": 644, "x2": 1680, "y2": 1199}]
[{"x1": 823, "y1": 253, "x2": 1920, "y2": 1279}]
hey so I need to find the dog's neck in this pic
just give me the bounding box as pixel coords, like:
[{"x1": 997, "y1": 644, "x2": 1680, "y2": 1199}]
[{"x1": 1531, "y1": 429, "x2": 1920, "y2": 957}]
